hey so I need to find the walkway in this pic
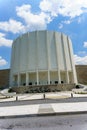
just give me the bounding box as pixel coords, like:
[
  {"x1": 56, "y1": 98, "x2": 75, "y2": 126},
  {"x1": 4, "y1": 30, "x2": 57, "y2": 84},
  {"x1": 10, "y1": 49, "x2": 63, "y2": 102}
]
[{"x1": 0, "y1": 102, "x2": 87, "y2": 118}]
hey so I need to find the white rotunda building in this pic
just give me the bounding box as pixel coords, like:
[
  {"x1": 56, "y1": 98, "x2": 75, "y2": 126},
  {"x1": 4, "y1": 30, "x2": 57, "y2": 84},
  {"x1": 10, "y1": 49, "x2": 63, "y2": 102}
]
[{"x1": 10, "y1": 30, "x2": 77, "y2": 87}]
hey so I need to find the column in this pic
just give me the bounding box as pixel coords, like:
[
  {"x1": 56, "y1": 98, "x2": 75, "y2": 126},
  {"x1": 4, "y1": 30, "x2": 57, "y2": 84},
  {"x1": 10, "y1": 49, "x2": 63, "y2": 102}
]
[
  {"x1": 36, "y1": 71, "x2": 39, "y2": 85},
  {"x1": 55, "y1": 32, "x2": 61, "y2": 83},
  {"x1": 48, "y1": 71, "x2": 50, "y2": 84},
  {"x1": 26, "y1": 72, "x2": 29, "y2": 86},
  {"x1": 18, "y1": 73, "x2": 20, "y2": 87},
  {"x1": 66, "y1": 71, "x2": 69, "y2": 84}
]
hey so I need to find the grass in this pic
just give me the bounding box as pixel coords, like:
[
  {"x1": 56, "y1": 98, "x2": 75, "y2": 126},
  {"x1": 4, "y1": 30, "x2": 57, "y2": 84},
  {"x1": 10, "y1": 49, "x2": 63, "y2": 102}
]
[
  {"x1": 0, "y1": 96, "x2": 10, "y2": 99},
  {"x1": 75, "y1": 91, "x2": 87, "y2": 94},
  {"x1": 46, "y1": 95, "x2": 69, "y2": 99}
]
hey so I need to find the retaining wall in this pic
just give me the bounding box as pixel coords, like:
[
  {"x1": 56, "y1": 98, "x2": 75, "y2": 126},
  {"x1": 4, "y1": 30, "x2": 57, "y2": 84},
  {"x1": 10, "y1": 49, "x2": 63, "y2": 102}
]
[{"x1": 10, "y1": 84, "x2": 76, "y2": 93}]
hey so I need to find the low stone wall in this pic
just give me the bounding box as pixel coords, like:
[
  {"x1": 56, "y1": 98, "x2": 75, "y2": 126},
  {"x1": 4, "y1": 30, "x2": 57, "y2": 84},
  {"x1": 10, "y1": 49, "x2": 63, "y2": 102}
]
[
  {"x1": 0, "y1": 69, "x2": 10, "y2": 89},
  {"x1": 10, "y1": 83, "x2": 76, "y2": 94},
  {"x1": 76, "y1": 65, "x2": 87, "y2": 85}
]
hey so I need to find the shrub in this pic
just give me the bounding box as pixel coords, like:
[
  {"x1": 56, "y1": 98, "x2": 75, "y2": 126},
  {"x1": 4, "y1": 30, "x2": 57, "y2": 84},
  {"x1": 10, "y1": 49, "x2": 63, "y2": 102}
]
[
  {"x1": 25, "y1": 91, "x2": 29, "y2": 93},
  {"x1": 76, "y1": 85, "x2": 80, "y2": 89},
  {"x1": 8, "y1": 88, "x2": 15, "y2": 93}
]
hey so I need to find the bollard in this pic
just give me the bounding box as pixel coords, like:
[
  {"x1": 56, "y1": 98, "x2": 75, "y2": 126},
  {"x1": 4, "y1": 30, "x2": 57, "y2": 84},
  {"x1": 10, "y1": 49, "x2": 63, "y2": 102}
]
[
  {"x1": 16, "y1": 96, "x2": 18, "y2": 101},
  {"x1": 71, "y1": 93, "x2": 73, "y2": 98},
  {"x1": 43, "y1": 93, "x2": 45, "y2": 99}
]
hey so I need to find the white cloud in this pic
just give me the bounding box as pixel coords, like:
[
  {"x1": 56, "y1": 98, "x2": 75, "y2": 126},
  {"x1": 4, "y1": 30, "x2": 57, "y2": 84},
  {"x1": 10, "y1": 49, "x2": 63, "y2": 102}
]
[
  {"x1": 77, "y1": 14, "x2": 86, "y2": 23},
  {"x1": 74, "y1": 54, "x2": 87, "y2": 65},
  {"x1": 40, "y1": 0, "x2": 60, "y2": 17},
  {"x1": 16, "y1": 4, "x2": 51, "y2": 31},
  {"x1": 58, "y1": 20, "x2": 72, "y2": 29},
  {"x1": 0, "y1": 56, "x2": 7, "y2": 66},
  {"x1": 78, "y1": 17, "x2": 82, "y2": 23},
  {"x1": 0, "y1": 19, "x2": 25, "y2": 34},
  {"x1": 83, "y1": 42, "x2": 87, "y2": 48},
  {"x1": 78, "y1": 51, "x2": 86, "y2": 55},
  {"x1": 0, "y1": 32, "x2": 12, "y2": 47},
  {"x1": 59, "y1": 23, "x2": 63, "y2": 29},
  {"x1": 40, "y1": 0, "x2": 87, "y2": 18},
  {"x1": 0, "y1": 1, "x2": 87, "y2": 34},
  {"x1": 63, "y1": 20, "x2": 72, "y2": 24}
]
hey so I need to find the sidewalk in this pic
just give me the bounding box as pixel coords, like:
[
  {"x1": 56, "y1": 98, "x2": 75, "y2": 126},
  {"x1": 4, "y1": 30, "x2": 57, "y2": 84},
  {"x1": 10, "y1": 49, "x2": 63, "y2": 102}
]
[
  {"x1": 0, "y1": 102, "x2": 87, "y2": 118},
  {"x1": 0, "y1": 92, "x2": 87, "y2": 118}
]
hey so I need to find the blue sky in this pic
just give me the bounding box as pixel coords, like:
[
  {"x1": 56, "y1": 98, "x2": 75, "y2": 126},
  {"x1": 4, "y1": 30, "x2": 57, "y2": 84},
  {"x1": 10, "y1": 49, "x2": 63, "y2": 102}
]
[{"x1": 0, "y1": 0, "x2": 87, "y2": 69}]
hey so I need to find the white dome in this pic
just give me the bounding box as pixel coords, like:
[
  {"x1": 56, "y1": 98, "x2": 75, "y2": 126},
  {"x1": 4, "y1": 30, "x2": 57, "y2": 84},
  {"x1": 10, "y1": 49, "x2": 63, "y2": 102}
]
[{"x1": 10, "y1": 30, "x2": 77, "y2": 87}]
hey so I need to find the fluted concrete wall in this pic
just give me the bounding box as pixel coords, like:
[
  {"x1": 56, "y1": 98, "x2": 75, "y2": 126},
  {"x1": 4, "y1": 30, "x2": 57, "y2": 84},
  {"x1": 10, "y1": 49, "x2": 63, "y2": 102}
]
[{"x1": 10, "y1": 30, "x2": 77, "y2": 87}]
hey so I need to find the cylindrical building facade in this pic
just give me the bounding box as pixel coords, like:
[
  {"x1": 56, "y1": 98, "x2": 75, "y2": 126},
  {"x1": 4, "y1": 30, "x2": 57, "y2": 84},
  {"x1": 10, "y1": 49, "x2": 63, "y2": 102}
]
[{"x1": 10, "y1": 30, "x2": 77, "y2": 87}]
